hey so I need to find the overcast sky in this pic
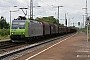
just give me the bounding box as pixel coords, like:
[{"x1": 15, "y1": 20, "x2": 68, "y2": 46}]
[{"x1": 0, "y1": 0, "x2": 90, "y2": 27}]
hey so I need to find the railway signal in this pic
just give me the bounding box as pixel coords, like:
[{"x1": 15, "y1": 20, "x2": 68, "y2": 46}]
[
  {"x1": 65, "y1": 19, "x2": 67, "y2": 26},
  {"x1": 78, "y1": 22, "x2": 80, "y2": 26}
]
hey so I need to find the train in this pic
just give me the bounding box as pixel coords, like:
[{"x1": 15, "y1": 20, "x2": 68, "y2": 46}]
[{"x1": 10, "y1": 16, "x2": 77, "y2": 42}]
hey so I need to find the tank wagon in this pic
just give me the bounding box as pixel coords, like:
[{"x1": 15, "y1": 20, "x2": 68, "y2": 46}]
[{"x1": 10, "y1": 16, "x2": 77, "y2": 42}]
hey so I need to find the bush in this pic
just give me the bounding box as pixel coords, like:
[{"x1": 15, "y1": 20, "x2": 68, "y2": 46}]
[
  {"x1": 88, "y1": 38, "x2": 90, "y2": 41},
  {"x1": 0, "y1": 29, "x2": 10, "y2": 36}
]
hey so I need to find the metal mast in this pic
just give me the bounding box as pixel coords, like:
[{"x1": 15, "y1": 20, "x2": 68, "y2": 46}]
[
  {"x1": 57, "y1": 6, "x2": 63, "y2": 23},
  {"x1": 30, "y1": 0, "x2": 33, "y2": 19},
  {"x1": 86, "y1": 0, "x2": 88, "y2": 42},
  {"x1": 86, "y1": 0, "x2": 87, "y2": 16},
  {"x1": 58, "y1": 6, "x2": 59, "y2": 22}
]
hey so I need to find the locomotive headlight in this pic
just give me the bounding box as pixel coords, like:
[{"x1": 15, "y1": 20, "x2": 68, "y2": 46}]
[
  {"x1": 22, "y1": 32, "x2": 25, "y2": 34},
  {"x1": 12, "y1": 33, "x2": 14, "y2": 34}
]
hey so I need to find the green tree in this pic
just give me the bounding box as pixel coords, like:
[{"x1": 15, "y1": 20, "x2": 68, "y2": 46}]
[
  {"x1": 0, "y1": 29, "x2": 10, "y2": 36},
  {"x1": 69, "y1": 26, "x2": 76, "y2": 28},
  {"x1": 36, "y1": 16, "x2": 59, "y2": 24},
  {"x1": 0, "y1": 16, "x2": 9, "y2": 29}
]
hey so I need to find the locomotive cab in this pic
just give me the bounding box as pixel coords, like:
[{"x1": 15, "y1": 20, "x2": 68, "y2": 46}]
[
  {"x1": 10, "y1": 16, "x2": 29, "y2": 42},
  {"x1": 10, "y1": 20, "x2": 26, "y2": 40}
]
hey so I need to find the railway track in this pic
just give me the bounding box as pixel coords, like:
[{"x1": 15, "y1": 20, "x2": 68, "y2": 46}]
[
  {"x1": 0, "y1": 33, "x2": 76, "y2": 60},
  {"x1": 0, "y1": 40, "x2": 27, "y2": 55},
  {"x1": 0, "y1": 41, "x2": 23, "y2": 49}
]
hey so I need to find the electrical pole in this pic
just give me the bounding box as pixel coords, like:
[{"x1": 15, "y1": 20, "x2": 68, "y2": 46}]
[
  {"x1": 86, "y1": 0, "x2": 88, "y2": 42},
  {"x1": 57, "y1": 6, "x2": 63, "y2": 23},
  {"x1": 58, "y1": 6, "x2": 59, "y2": 23},
  {"x1": 30, "y1": 0, "x2": 33, "y2": 20},
  {"x1": 65, "y1": 13, "x2": 67, "y2": 26},
  {"x1": 82, "y1": 15, "x2": 85, "y2": 28},
  {"x1": 82, "y1": 0, "x2": 88, "y2": 42},
  {"x1": 73, "y1": 22, "x2": 74, "y2": 27}
]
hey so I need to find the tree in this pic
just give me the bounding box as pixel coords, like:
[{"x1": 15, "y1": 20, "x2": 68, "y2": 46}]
[
  {"x1": 0, "y1": 16, "x2": 9, "y2": 29},
  {"x1": 36, "y1": 16, "x2": 59, "y2": 24},
  {"x1": 69, "y1": 26, "x2": 77, "y2": 29}
]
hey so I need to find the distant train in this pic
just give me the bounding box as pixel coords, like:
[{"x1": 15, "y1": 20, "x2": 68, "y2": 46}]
[{"x1": 10, "y1": 16, "x2": 77, "y2": 42}]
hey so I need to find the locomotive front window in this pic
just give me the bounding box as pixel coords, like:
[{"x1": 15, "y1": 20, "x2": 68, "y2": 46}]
[
  {"x1": 19, "y1": 22, "x2": 25, "y2": 29},
  {"x1": 12, "y1": 21, "x2": 25, "y2": 29},
  {"x1": 12, "y1": 22, "x2": 18, "y2": 29},
  {"x1": 12, "y1": 22, "x2": 18, "y2": 25},
  {"x1": 19, "y1": 22, "x2": 25, "y2": 25}
]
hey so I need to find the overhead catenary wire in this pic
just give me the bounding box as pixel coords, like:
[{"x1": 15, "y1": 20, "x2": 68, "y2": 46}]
[
  {"x1": 40, "y1": 0, "x2": 53, "y2": 6},
  {"x1": 2, "y1": 0, "x2": 28, "y2": 8},
  {"x1": 2, "y1": 0, "x2": 19, "y2": 7}
]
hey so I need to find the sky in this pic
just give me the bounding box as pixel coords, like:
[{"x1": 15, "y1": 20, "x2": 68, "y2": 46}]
[{"x1": 0, "y1": 0, "x2": 90, "y2": 27}]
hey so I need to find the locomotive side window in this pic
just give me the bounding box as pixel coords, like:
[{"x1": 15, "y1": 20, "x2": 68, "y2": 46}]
[{"x1": 30, "y1": 21, "x2": 33, "y2": 23}]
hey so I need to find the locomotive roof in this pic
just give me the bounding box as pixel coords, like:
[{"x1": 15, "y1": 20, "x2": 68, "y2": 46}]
[{"x1": 12, "y1": 20, "x2": 26, "y2": 21}]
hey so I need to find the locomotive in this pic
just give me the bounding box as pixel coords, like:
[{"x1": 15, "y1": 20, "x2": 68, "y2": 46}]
[{"x1": 10, "y1": 16, "x2": 77, "y2": 42}]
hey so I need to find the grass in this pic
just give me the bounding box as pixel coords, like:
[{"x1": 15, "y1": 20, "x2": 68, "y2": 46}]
[
  {"x1": 88, "y1": 38, "x2": 90, "y2": 41},
  {"x1": 0, "y1": 35, "x2": 10, "y2": 40}
]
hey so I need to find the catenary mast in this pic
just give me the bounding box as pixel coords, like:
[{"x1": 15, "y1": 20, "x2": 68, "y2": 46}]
[{"x1": 30, "y1": 0, "x2": 33, "y2": 19}]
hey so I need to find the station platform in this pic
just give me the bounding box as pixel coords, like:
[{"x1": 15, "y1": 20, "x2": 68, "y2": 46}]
[{"x1": 17, "y1": 32, "x2": 90, "y2": 60}]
